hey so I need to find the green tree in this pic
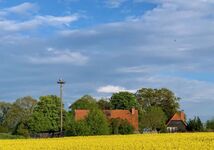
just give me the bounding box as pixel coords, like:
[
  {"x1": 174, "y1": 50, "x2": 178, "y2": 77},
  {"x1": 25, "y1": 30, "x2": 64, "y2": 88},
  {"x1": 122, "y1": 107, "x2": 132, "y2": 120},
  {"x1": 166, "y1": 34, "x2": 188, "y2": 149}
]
[
  {"x1": 0, "y1": 102, "x2": 11, "y2": 125},
  {"x1": 136, "y1": 88, "x2": 180, "y2": 119},
  {"x1": 64, "y1": 112, "x2": 78, "y2": 136},
  {"x1": 70, "y1": 95, "x2": 98, "y2": 112},
  {"x1": 14, "y1": 122, "x2": 30, "y2": 137},
  {"x1": 65, "y1": 109, "x2": 109, "y2": 136},
  {"x1": 73, "y1": 120, "x2": 91, "y2": 136},
  {"x1": 86, "y1": 108, "x2": 109, "y2": 135},
  {"x1": 187, "y1": 116, "x2": 203, "y2": 132},
  {"x1": 0, "y1": 102, "x2": 11, "y2": 132},
  {"x1": 64, "y1": 112, "x2": 91, "y2": 136},
  {"x1": 28, "y1": 95, "x2": 64, "y2": 133},
  {"x1": 28, "y1": 112, "x2": 52, "y2": 133},
  {"x1": 109, "y1": 118, "x2": 134, "y2": 134},
  {"x1": 97, "y1": 99, "x2": 111, "y2": 110},
  {"x1": 206, "y1": 118, "x2": 214, "y2": 131},
  {"x1": 3, "y1": 96, "x2": 37, "y2": 132},
  {"x1": 110, "y1": 92, "x2": 138, "y2": 110},
  {"x1": 140, "y1": 106, "x2": 167, "y2": 132}
]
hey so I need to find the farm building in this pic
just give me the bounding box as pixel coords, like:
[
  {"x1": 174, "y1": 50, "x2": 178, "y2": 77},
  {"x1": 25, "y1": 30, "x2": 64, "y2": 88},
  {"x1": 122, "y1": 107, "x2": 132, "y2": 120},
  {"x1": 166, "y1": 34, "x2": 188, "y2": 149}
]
[
  {"x1": 74, "y1": 108, "x2": 139, "y2": 130},
  {"x1": 75, "y1": 109, "x2": 187, "y2": 133},
  {"x1": 166, "y1": 111, "x2": 187, "y2": 132}
]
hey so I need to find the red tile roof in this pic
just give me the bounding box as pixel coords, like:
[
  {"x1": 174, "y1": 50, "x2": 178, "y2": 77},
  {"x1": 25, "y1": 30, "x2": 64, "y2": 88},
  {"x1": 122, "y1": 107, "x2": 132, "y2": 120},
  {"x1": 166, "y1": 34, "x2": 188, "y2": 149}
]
[
  {"x1": 74, "y1": 108, "x2": 138, "y2": 130},
  {"x1": 74, "y1": 109, "x2": 89, "y2": 120},
  {"x1": 167, "y1": 112, "x2": 186, "y2": 126}
]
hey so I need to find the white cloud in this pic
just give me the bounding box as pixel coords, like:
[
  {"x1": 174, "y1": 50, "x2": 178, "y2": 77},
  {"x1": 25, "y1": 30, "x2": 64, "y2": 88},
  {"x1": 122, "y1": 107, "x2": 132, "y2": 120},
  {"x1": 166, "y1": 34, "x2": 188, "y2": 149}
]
[
  {"x1": 117, "y1": 66, "x2": 159, "y2": 73},
  {"x1": 117, "y1": 64, "x2": 203, "y2": 74},
  {"x1": 105, "y1": 0, "x2": 127, "y2": 8},
  {"x1": 59, "y1": 29, "x2": 98, "y2": 36},
  {"x1": 28, "y1": 49, "x2": 89, "y2": 65},
  {"x1": 0, "y1": 14, "x2": 79, "y2": 32},
  {"x1": 35, "y1": 15, "x2": 79, "y2": 26},
  {"x1": 97, "y1": 85, "x2": 136, "y2": 93},
  {"x1": 4, "y1": 2, "x2": 38, "y2": 15},
  {"x1": 0, "y1": 2, "x2": 38, "y2": 17},
  {"x1": 0, "y1": 3, "x2": 80, "y2": 32}
]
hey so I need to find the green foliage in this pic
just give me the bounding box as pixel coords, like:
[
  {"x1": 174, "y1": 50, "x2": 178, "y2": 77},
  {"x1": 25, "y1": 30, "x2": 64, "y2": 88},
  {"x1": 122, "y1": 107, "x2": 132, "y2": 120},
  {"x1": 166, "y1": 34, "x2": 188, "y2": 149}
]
[
  {"x1": 3, "y1": 96, "x2": 37, "y2": 132},
  {"x1": 13, "y1": 122, "x2": 30, "y2": 137},
  {"x1": 110, "y1": 92, "x2": 138, "y2": 110},
  {"x1": 118, "y1": 122, "x2": 134, "y2": 134},
  {"x1": 86, "y1": 109, "x2": 110, "y2": 135},
  {"x1": 97, "y1": 99, "x2": 111, "y2": 110},
  {"x1": 109, "y1": 118, "x2": 134, "y2": 134},
  {"x1": 3, "y1": 105, "x2": 23, "y2": 130},
  {"x1": 70, "y1": 95, "x2": 98, "y2": 111},
  {"x1": 0, "y1": 102, "x2": 11, "y2": 125},
  {"x1": 14, "y1": 96, "x2": 37, "y2": 112},
  {"x1": 136, "y1": 88, "x2": 180, "y2": 119},
  {"x1": 0, "y1": 125, "x2": 8, "y2": 133},
  {"x1": 64, "y1": 112, "x2": 77, "y2": 136},
  {"x1": 74, "y1": 120, "x2": 91, "y2": 136},
  {"x1": 28, "y1": 95, "x2": 64, "y2": 133},
  {"x1": 64, "y1": 112, "x2": 91, "y2": 136},
  {"x1": 206, "y1": 118, "x2": 214, "y2": 131},
  {"x1": 187, "y1": 116, "x2": 204, "y2": 132},
  {"x1": 28, "y1": 112, "x2": 52, "y2": 133},
  {"x1": 140, "y1": 106, "x2": 167, "y2": 132},
  {"x1": 0, "y1": 133, "x2": 24, "y2": 139}
]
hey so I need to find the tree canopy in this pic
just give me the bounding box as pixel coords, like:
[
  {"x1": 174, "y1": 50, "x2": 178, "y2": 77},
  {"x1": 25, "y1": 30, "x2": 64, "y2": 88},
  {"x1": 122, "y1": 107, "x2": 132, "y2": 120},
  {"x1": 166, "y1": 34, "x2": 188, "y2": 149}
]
[
  {"x1": 136, "y1": 88, "x2": 180, "y2": 119},
  {"x1": 3, "y1": 96, "x2": 37, "y2": 132},
  {"x1": 109, "y1": 118, "x2": 134, "y2": 134},
  {"x1": 140, "y1": 106, "x2": 167, "y2": 132},
  {"x1": 206, "y1": 118, "x2": 214, "y2": 131},
  {"x1": 70, "y1": 95, "x2": 98, "y2": 111},
  {"x1": 0, "y1": 102, "x2": 11, "y2": 125},
  {"x1": 110, "y1": 92, "x2": 138, "y2": 110},
  {"x1": 86, "y1": 108, "x2": 110, "y2": 135},
  {"x1": 28, "y1": 95, "x2": 64, "y2": 133},
  {"x1": 187, "y1": 116, "x2": 204, "y2": 132},
  {"x1": 97, "y1": 99, "x2": 111, "y2": 110}
]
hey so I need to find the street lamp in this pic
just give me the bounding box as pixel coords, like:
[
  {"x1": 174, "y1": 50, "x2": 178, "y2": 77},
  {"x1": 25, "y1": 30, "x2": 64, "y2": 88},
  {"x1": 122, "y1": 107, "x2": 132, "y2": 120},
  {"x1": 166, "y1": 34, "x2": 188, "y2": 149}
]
[{"x1": 57, "y1": 78, "x2": 65, "y2": 135}]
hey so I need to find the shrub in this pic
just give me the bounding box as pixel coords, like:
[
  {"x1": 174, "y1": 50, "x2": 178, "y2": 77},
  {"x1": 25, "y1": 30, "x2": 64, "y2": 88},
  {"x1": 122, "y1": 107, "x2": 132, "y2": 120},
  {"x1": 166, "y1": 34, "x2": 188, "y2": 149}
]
[
  {"x1": 64, "y1": 109, "x2": 108, "y2": 136},
  {"x1": 0, "y1": 126, "x2": 8, "y2": 133},
  {"x1": 206, "y1": 119, "x2": 214, "y2": 131},
  {"x1": 109, "y1": 118, "x2": 134, "y2": 134},
  {"x1": 74, "y1": 120, "x2": 91, "y2": 136},
  {"x1": 0, "y1": 133, "x2": 24, "y2": 139},
  {"x1": 86, "y1": 109, "x2": 110, "y2": 135},
  {"x1": 13, "y1": 122, "x2": 30, "y2": 137},
  {"x1": 139, "y1": 106, "x2": 167, "y2": 133},
  {"x1": 64, "y1": 116, "x2": 91, "y2": 136},
  {"x1": 64, "y1": 112, "x2": 77, "y2": 136}
]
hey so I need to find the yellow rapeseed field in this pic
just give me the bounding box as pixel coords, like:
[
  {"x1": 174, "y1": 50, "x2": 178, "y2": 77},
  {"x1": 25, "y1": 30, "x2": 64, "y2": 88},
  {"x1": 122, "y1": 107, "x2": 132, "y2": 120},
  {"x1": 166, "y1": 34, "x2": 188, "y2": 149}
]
[{"x1": 0, "y1": 133, "x2": 214, "y2": 150}]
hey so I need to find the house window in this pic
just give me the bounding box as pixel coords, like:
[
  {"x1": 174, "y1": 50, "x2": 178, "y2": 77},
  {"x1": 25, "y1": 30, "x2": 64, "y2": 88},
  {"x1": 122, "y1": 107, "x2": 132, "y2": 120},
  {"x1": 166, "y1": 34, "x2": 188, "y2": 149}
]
[{"x1": 167, "y1": 127, "x2": 178, "y2": 132}]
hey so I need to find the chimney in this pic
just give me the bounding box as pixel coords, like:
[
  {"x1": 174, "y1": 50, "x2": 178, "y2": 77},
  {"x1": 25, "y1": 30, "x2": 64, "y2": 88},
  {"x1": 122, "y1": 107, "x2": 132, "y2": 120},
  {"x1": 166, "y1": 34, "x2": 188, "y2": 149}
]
[
  {"x1": 180, "y1": 111, "x2": 185, "y2": 121},
  {"x1": 131, "y1": 108, "x2": 135, "y2": 115}
]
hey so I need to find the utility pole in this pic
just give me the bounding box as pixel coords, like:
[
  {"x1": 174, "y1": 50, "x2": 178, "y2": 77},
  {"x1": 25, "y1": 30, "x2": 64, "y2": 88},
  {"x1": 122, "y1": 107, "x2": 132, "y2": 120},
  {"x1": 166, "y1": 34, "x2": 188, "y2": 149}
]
[{"x1": 57, "y1": 78, "x2": 65, "y2": 136}]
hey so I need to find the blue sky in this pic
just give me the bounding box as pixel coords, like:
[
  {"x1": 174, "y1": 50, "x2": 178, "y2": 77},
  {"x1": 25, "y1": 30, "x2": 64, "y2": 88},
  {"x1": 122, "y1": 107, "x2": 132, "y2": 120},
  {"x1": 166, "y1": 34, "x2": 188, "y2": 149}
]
[{"x1": 0, "y1": 0, "x2": 214, "y2": 121}]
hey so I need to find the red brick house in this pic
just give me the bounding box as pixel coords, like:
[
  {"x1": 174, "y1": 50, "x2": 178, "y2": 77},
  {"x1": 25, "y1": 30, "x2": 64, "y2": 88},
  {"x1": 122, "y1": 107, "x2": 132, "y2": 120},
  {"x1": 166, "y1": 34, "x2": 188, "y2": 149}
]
[
  {"x1": 74, "y1": 108, "x2": 138, "y2": 130},
  {"x1": 166, "y1": 111, "x2": 187, "y2": 132},
  {"x1": 75, "y1": 109, "x2": 187, "y2": 133}
]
